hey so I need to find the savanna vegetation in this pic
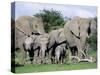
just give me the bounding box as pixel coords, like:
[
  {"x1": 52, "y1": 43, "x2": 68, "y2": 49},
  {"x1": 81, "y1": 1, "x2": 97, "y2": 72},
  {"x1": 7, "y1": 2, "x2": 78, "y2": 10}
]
[
  {"x1": 34, "y1": 9, "x2": 65, "y2": 32},
  {"x1": 15, "y1": 62, "x2": 97, "y2": 73},
  {"x1": 13, "y1": 9, "x2": 97, "y2": 73}
]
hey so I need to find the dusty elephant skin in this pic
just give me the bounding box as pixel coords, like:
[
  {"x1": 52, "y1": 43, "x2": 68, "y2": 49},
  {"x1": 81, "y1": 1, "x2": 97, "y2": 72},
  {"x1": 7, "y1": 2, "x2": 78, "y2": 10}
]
[
  {"x1": 15, "y1": 16, "x2": 45, "y2": 51},
  {"x1": 64, "y1": 17, "x2": 97, "y2": 59},
  {"x1": 55, "y1": 44, "x2": 67, "y2": 64},
  {"x1": 11, "y1": 16, "x2": 46, "y2": 67},
  {"x1": 31, "y1": 33, "x2": 49, "y2": 64},
  {"x1": 11, "y1": 16, "x2": 96, "y2": 64},
  {"x1": 11, "y1": 16, "x2": 97, "y2": 73}
]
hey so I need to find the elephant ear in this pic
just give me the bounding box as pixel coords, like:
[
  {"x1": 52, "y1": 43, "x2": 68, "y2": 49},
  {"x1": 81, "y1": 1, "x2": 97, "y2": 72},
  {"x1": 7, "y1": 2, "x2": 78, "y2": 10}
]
[{"x1": 69, "y1": 18, "x2": 80, "y2": 37}]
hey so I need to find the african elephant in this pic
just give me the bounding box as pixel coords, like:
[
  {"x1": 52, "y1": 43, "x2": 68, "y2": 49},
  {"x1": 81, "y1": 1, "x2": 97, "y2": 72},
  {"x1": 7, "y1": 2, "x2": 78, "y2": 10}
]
[
  {"x1": 47, "y1": 28, "x2": 67, "y2": 63},
  {"x1": 23, "y1": 35, "x2": 34, "y2": 64},
  {"x1": 55, "y1": 44, "x2": 67, "y2": 64},
  {"x1": 13, "y1": 16, "x2": 45, "y2": 65},
  {"x1": 25, "y1": 33, "x2": 49, "y2": 64},
  {"x1": 64, "y1": 17, "x2": 96, "y2": 59}
]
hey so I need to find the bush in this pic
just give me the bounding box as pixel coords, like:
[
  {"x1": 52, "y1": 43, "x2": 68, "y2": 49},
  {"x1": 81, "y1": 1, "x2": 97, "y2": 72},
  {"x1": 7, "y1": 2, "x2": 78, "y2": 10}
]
[
  {"x1": 86, "y1": 32, "x2": 97, "y2": 51},
  {"x1": 34, "y1": 9, "x2": 65, "y2": 33}
]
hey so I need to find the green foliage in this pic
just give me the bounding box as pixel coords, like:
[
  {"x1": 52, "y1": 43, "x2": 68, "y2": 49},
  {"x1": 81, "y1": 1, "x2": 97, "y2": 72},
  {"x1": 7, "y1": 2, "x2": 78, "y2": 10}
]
[
  {"x1": 34, "y1": 9, "x2": 65, "y2": 32},
  {"x1": 86, "y1": 32, "x2": 97, "y2": 51}
]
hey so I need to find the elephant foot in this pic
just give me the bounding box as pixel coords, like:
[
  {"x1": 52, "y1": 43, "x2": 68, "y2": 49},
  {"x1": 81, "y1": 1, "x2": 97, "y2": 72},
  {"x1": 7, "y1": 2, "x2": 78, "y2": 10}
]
[
  {"x1": 51, "y1": 57, "x2": 56, "y2": 64},
  {"x1": 41, "y1": 61, "x2": 43, "y2": 64}
]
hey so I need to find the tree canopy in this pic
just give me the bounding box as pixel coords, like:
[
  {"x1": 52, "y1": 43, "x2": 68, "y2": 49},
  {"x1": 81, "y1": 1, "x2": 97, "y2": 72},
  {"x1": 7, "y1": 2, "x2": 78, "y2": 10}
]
[{"x1": 34, "y1": 9, "x2": 65, "y2": 33}]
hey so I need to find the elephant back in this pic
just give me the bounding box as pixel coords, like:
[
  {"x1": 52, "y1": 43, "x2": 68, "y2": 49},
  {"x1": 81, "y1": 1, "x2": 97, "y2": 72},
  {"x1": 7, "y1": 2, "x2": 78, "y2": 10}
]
[{"x1": 57, "y1": 28, "x2": 66, "y2": 43}]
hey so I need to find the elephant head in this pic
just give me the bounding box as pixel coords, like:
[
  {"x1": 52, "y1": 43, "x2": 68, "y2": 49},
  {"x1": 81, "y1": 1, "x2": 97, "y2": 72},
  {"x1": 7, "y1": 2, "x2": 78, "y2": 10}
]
[
  {"x1": 23, "y1": 36, "x2": 34, "y2": 51},
  {"x1": 15, "y1": 16, "x2": 45, "y2": 35},
  {"x1": 67, "y1": 17, "x2": 96, "y2": 40},
  {"x1": 15, "y1": 16, "x2": 45, "y2": 51},
  {"x1": 31, "y1": 17, "x2": 45, "y2": 35},
  {"x1": 64, "y1": 17, "x2": 96, "y2": 58}
]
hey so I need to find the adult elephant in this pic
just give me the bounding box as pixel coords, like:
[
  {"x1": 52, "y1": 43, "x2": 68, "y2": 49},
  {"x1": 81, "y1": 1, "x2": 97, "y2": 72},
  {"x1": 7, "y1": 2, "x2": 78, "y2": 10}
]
[
  {"x1": 64, "y1": 17, "x2": 96, "y2": 59},
  {"x1": 14, "y1": 16, "x2": 45, "y2": 65},
  {"x1": 47, "y1": 28, "x2": 67, "y2": 63}
]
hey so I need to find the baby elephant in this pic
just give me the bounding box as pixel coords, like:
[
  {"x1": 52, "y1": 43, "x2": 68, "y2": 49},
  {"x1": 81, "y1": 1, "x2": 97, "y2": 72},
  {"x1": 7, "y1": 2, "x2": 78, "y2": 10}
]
[
  {"x1": 23, "y1": 36, "x2": 34, "y2": 64},
  {"x1": 55, "y1": 44, "x2": 66, "y2": 64}
]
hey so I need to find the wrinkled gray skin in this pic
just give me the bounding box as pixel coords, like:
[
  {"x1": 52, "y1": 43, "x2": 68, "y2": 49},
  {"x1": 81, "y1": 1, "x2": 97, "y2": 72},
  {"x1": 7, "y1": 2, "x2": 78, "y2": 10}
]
[
  {"x1": 23, "y1": 36, "x2": 34, "y2": 64},
  {"x1": 55, "y1": 44, "x2": 66, "y2": 64},
  {"x1": 64, "y1": 17, "x2": 96, "y2": 58},
  {"x1": 48, "y1": 17, "x2": 96, "y2": 63},
  {"x1": 48, "y1": 28, "x2": 67, "y2": 63},
  {"x1": 23, "y1": 36, "x2": 34, "y2": 51},
  {"x1": 23, "y1": 33, "x2": 49, "y2": 64},
  {"x1": 35, "y1": 34, "x2": 49, "y2": 64},
  {"x1": 15, "y1": 16, "x2": 45, "y2": 64},
  {"x1": 15, "y1": 16, "x2": 45, "y2": 51}
]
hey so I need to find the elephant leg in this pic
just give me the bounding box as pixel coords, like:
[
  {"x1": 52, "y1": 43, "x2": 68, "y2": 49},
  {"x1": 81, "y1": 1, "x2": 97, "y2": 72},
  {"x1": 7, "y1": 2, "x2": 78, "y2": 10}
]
[
  {"x1": 25, "y1": 51, "x2": 30, "y2": 64},
  {"x1": 55, "y1": 55, "x2": 59, "y2": 64},
  {"x1": 60, "y1": 51, "x2": 65, "y2": 64},
  {"x1": 60, "y1": 56, "x2": 62, "y2": 64},
  {"x1": 83, "y1": 43, "x2": 89, "y2": 58},
  {"x1": 77, "y1": 45, "x2": 86, "y2": 59},
  {"x1": 63, "y1": 51, "x2": 67, "y2": 64},
  {"x1": 39, "y1": 50, "x2": 42, "y2": 64},
  {"x1": 55, "y1": 50, "x2": 60, "y2": 64},
  {"x1": 18, "y1": 50, "x2": 26, "y2": 65},
  {"x1": 49, "y1": 48, "x2": 55, "y2": 64},
  {"x1": 48, "y1": 49, "x2": 52, "y2": 63},
  {"x1": 33, "y1": 50, "x2": 36, "y2": 64},
  {"x1": 42, "y1": 50, "x2": 46, "y2": 64},
  {"x1": 51, "y1": 57, "x2": 55, "y2": 64},
  {"x1": 33, "y1": 50, "x2": 39, "y2": 64},
  {"x1": 28, "y1": 50, "x2": 34, "y2": 64},
  {"x1": 73, "y1": 46, "x2": 78, "y2": 56},
  {"x1": 77, "y1": 46, "x2": 82, "y2": 59},
  {"x1": 40, "y1": 49, "x2": 45, "y2": 64},
  {"x1": 61, "y1": 57, "x2": 64, "y2": 64},
  {"x1": 66, "y1": 48, "x2": 71, "y2": 64},
  {"x1": 61, "y1": 52, "x2": 65, "y2": 64}
]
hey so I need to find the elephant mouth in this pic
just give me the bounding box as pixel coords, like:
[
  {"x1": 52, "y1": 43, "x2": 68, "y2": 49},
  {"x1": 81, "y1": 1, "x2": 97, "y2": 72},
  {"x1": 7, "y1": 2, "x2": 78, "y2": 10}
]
[{"x1": 31, "y1": 32, "x2": 41, "y2": 35}]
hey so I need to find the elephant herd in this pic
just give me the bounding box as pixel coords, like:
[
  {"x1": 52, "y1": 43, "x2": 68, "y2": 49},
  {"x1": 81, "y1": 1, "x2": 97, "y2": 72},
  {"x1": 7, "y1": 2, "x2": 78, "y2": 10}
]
[{"x1": 14, "y1": 16, "x2": 97, "y2": 65}]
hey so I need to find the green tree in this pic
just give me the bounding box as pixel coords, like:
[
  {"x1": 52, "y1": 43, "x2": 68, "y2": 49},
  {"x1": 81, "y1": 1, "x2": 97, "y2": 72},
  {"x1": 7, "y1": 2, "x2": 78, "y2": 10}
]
[
  {"x1": 34, "y1": 9, "x2": 65, "y2": 33},
  {"x1": 86, "y1": 17, "x2": 97, "y2": 51}
]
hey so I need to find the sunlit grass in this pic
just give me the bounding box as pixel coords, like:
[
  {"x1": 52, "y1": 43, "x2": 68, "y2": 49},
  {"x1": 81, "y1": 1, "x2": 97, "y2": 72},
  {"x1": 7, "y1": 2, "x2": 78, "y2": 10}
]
[
  {"x1": 15, "y1": 62, "x2": 97, "y2": 73},
  {"x1": 14, "y1": 50, "x2": 97, "y2": 73}
]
